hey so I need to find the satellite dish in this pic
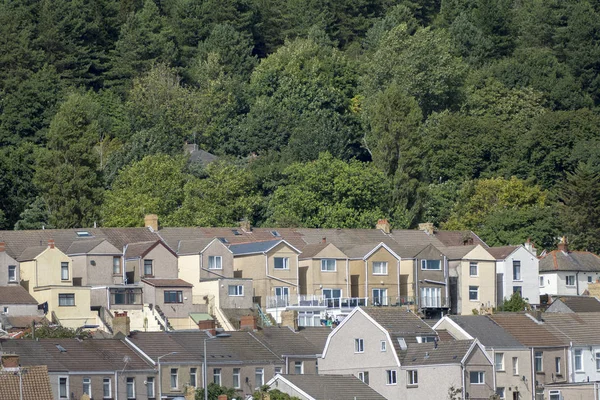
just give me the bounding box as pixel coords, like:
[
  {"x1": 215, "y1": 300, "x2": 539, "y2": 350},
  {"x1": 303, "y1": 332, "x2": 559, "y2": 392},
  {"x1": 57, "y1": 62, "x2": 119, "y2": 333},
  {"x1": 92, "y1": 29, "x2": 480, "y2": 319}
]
[{"x1": 123, "y1": 356, "x2": 131, "y2": 363}]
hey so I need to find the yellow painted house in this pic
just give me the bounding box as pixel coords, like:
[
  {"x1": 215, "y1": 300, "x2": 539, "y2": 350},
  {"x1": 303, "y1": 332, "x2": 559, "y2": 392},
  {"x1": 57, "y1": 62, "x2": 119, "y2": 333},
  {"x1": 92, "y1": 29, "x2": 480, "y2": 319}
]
[
  {"x1": 298, "y1": 242, "x2": 350, "y2": 300},
  {"x1": 17, "y1": 240, "x2": 96, "y2": 328}
]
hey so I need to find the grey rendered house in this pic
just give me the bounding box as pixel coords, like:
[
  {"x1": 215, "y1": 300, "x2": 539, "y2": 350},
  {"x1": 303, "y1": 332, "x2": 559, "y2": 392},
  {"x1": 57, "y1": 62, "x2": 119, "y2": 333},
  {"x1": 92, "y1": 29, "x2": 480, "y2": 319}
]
[
  {"x1": 318, "y1": 307, "x2": 494, "y2": 400},
  {"x1": 266, "y1": 374, "x2": 387, "y2": 400}
]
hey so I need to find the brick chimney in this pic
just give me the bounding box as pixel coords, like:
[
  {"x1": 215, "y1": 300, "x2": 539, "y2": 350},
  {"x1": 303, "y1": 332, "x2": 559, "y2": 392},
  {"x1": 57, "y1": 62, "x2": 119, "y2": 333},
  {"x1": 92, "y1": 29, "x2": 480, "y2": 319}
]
[
  {"x1": 558, "y1": 236, "x2": 569, "y2": 253},
  {"x1": 524, "y1": 238, "x2": 536, "y2": 255},
  {"x1": 239, "y1": 219, "x2": 251, "y2": 232},
  {"x1": 48, "y1": 239, "x2": 55, "y2": 249},
  {"x1": 240, "y1": 315, "x2": 257, "y2": 331},
  {"x1": 144, "y1": 214, "x2": 159, "y2": 232},
  {"x1": 376, "y1": 219, "x2": 391, "y2": 234},
  {"x1": 113, "y1": 311, "x2": 130, "y2": 337},
  {"x1": 418, "y1": 222, "x2": 435, "y2": 235},
  {"x1": 321, "y1": 237, "x2": 326, "y2": 244},
  {"x1": 0, "y1": 242, "x2": 5, "y2": 252},
  {"x1": 1, "y1": 354, "x2": 19, "y2": 370}
]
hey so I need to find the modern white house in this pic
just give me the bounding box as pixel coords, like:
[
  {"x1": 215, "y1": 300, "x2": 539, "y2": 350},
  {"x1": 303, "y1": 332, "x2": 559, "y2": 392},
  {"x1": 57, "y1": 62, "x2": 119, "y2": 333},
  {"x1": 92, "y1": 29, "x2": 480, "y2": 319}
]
[{"x1": 488, "y1": 244, "x2": 540, "y2": 307}]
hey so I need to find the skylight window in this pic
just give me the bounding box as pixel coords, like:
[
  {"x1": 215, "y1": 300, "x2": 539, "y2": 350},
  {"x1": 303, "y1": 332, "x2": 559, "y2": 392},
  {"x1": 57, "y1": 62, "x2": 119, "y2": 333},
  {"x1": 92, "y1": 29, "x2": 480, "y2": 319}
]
[
  {"x1": 218, "y1": 237, "x2": 229, "y2": 244},
  {"x1": 76, "y1": 231, "x2": 92, "y2": 237},
  {"x1": 232, "y1": 230, "x2": 241, "y2": 236},
  {"x1": 271, "y1": 231, "x2": 281, "y2": 237}
]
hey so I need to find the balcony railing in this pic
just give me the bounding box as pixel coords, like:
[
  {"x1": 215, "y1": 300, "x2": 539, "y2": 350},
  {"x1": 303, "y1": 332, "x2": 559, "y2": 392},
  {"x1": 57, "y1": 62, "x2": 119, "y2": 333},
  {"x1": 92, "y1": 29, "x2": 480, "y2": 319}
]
[{"x1": 266, "y1": 295, "x2": 416, "y2": 309}]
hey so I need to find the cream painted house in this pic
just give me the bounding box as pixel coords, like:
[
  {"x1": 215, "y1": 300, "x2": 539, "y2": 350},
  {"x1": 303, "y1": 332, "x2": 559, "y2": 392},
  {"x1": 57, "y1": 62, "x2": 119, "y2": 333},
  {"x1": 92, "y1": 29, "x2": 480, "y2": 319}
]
[
  {"x1": 444, "y1": 245, "x2": 497, "y2": 315},
  {"x1": 124, "y1": 240, "x2": 178, "y2": 284},
  {"x1": 298, "y1": 242, "x2": 349, "y2": 302},
  {"x1": 17, "y1": 240, "x2": 96, "y2": 328}
]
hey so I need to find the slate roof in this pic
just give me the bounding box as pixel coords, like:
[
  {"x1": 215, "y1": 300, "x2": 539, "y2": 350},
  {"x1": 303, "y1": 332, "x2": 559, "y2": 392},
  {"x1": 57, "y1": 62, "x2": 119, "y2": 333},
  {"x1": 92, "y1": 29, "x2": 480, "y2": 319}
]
[
  {"x1": 447, "y1": 316, "x2": 524, "y2": 348},
  {"x1": 433, "y1": 230, "x2": 488, "y2": 248},
  {"x1": 489, "y1": 313, "x2": 567, "y2": 347},
  {"x1": 3, "y1": 315, "x2": 48, "y2": 329},
  {"x1": 296, "y1": 327, "x2": 331, "y2": 354},
  {"x1": 141, "y1": 278, "x2": 193, "y2": 288},
  {"x1": 0, "y1": 365, "x2": 53, "y2": 400},
  {"x1": 175, "y1": 238, "x2": 216, "y2": 255},
  {"x1": 539, "y1": 250, "x2": 600, "y2": 272},
  {"x1": 0, "y1": 286, "x2": 38, "y2": 305},
  {"x1": 361, "y1": 307, "x2": 436, "y2": 338},
  {"x1": 440, "y1": 245, "x2": 478, "y2": 260},
  {"x1": 273, "y1": 374, "x2": 387, "y2": 400},
  {"x1": 16, "y1": 246, "x2": 48, "y2": 262},
  {"x1": 487, "y1": 246, "x2": 519, "y2": 260},
  {"x1": 124, "y1": 241, "x2": 159, "y2": 259},
  {"x1": 252, "y1": 326, "x2": 323, "y2": 357},
  {"x1": 0, "y1": 340, "x2": 66, "y2": 371},
  {"x1": 298, "y1": 243, "x2": 330, "y2": 259},
  {"x1": 228, "y1": 240, "x2": 295, "y2": 256},
  {"x1": 549, "y1": 296, "x2": 600, "y2": 313},
  {"x1": 157, "y1": 227, "x2": 307, "y2": 249},
  {"x1": 400, "y1": 340, "x2": 475, "y2": 366},
  {"x1": 542, "y1": 313, "x2": 600, "y2": 346},
  {"x1": 66, "y1": 239, "x2": 119, "y2": 255},
  {"x1": 436, "y1": 329, "x2": 456, "y2": 342}
]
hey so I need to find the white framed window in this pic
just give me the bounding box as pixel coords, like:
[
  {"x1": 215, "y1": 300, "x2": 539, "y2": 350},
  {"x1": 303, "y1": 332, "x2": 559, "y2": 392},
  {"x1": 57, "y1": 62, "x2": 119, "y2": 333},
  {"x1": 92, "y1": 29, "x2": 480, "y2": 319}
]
[
  {"x1": 8, "y1": 265, "x2": 16, "y2": 282},
  {"x1": 355, "y1": 338, "x2": 364, "y2": 353},
  {"x1": 469, "y1": 371, "x2": 484, "y2": 384},
  {"x1": 386, "y1": 370, "x2": 397, "y2": 385},
  {"x1": 496, "y1": 387, "x2": 505, "y2": 399},
  {"x1": 113, "y1": 257, "x2": 121, "y2": 275},
  {"x1": 421, "y1": 259, "x2": 441, "y2": 270},
  {"x1": 59, "y1": 376, "x2": 69, "y2": 399},
  {"x1": 575, "y1": 349, "x2": 583, "y2": 371},
  {"x1": 233, "y1": 368, "x2": 241, "y2": 388},
  {"x1": 274, "y1": 367, "x2": 282, "y2": 375},
  {"x1": 126, "y1": 377, "x2": 135, "y2": 399},
  {"x1": 146, "y1": 376, "x2": 155, "y2": 398},
  {"x1": 495, "y1": 353, "x2": 504, "y2": 371},
  {"x1": 358, "y1": 371, "x2": 369, "y2": 384},
  {"x1": 539, "y1": 276, "x2": 545, "y2": 287},
  {"x1": 381, "y1": 340, "x2": 387, "y2": 352},
  {"x1": 549, "y1": 390, "x2": 561, "y2": 400},
  {"x1": 589, "y1": 275, "x2": 593, "y2": 283},
  {"x1": 190, "y1": 368, "x2": 197, "y2": 387},
  {"x1": 469, "y1": 286, "x2": 479, "y2": 301},
  {"x1": 103, "y1": 378, "x2": 111, "y2": 399},
  {"x1": 372, "y1": 288, "x2": 388, "y2": 305},
  {"x1": 61, "y1": 262, "x2": 69, "y2": 280},
  {"x1": 228, "y1": 285, "x2": 243, "y2": 296},
  {"x1": 469, "y1": 262, "x2": 478, "y2": 277},
  {"x1": 213, "y1": 368, "x2": 221, "y2": 385},
  {"x1": 556, "y1": 357, "x2": 561, "y2": 374},
  {"x1": 513, "y1": 260, "x2": 521, "y2": 280},
  {"x1": 83, "y1": 377, "x2": 91, "y2": 396},
  {"x1": 164, "y1": 290, "x2": 183, "y2": 303},
  {"x1": 512, "y1": 357, "x2": 519, "y2": 375},
  {"x1": 208, "y1": 255, "x2": 222, "y2": 270},
  {"x1": 566, "y1": 275, "x2": 576, "y2": 286},
  {"x1": 596, "y1": 353, "x2": 600, "y2": 371},
  {"x1": 144, "y1": 259, "x2": 153, "y2": 276},
  {"x1": 294, "y1": 361, "x2": 303, "y2": 374},
  {"x1": 255, "y1": 368, "x2": 264, "y2": 388},
  {"x1": 372, "y1": 261, "x2": 388, "y2": 275},
  {"x1": 535, "y1": 352, "x2": 543, "y2": 372},
  {"x1": 170, "y1": 368, "x2": 178, "y2": 389},
  {"x1": 321, "y1": 259, "x2": 336, "y2": 271},
  {"x1": 58, "y1": 293, "x2": 75, "y2": 306},
  {"x1": 274, "y1": 257, "x2": 289, "y2": 269},
  {"x1": 420, "y1": 287, "x2": 441, "y2": 308},
  {"x1": 407, "y1": 370, "x2": 418, "y2": 386}
]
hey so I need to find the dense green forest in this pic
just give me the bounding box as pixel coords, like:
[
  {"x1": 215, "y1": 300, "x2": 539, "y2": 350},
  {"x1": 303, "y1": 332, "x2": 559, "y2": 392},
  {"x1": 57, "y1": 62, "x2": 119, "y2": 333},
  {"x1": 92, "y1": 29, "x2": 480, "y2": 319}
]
[{"x1": 1, "y1": 0, "x2": 600, "y2": 252}]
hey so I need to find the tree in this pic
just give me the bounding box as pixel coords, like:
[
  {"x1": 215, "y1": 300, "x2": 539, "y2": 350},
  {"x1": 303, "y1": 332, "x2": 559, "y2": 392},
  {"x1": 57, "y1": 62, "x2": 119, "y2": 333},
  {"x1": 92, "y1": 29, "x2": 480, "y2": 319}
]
[
  {"x1": 14, "y1": 197, "x2": 53, "y2": 231},
  {"x1": 498, "y1": 291, "x2": 531, "y2": 312},
  {"x1": 558, "y1": 163, "x2": 600, "y2": 253},
  {"x1": 102, "y1": 155, "x2": 190, "y2": 227},
  {"x1": 24, "y1": 322, "x2": 92, "y2": 339},
  {"x1": 253, "y1": 385, "x2": 301, "y2": 400},
  {"x1": 196, "y1": 383, "x2": 237, "y2": 400}
]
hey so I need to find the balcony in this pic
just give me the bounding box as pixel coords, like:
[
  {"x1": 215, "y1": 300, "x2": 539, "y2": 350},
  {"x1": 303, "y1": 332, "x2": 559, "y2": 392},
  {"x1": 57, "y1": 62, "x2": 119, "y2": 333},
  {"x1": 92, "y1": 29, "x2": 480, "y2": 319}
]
[{"x1": 266, "y1": 295, "x2": 416, "y2": 310}]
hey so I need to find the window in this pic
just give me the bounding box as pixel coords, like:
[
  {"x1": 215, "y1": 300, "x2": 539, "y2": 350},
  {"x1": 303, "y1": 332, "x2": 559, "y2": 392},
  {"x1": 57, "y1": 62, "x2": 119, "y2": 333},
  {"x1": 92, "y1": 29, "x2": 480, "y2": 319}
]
[
  {"x1": 469, "y1": 371, "x2": 484, "y2": 384},
  {"x1": 83, "y1": 377, "x2": 91, "y2": 396},
  {"x1": 147, "y1": 376, "x2": 155, "y2": 398},
  {"x1": 596, "y1": 353, "x2": 600, "y2": 371},
  {"x1": 294, "y1": 361, "x2": 303, "y2": 374},
  {"x1": 208, "y1": 255, "x2": 222, "y2": 270},
  {"x1": 469, "y1": 286, "x2": 479, "y2": 301},
  {"x1": 355, "y1": 338, "x2": 364, "y2": 353},
  {"x1": 321, "y1": 259, "x2": 336, "y2": 271},
  {"x1": 271, "y1": 230, "x2": 281, "y2": 237},
  {"x1": 386, "y1": 370, "x2": 397, "y2": 385},
  {"x1": 59, "y1": 377, "x2": 68, "y2": 399},
  {"x1": 103, "y1": 378, "x2": 111, "y2": 399},
  {"x1": 58, "y1": 293, "x2": 75, "y2": 306},
  {"x1": 323, "y1": 288, "x2": 342, "y2": 307},
  {"x1": 126, "y1": 377, "x2": 135, "y2": 399},
  {"x1": 513, "y1": 286, "x2": 522, "y2": 296},
  {"x1": 556, "y1": 357, "x2": 562, "y2": 374},
  {"x1": 469, "y1": 262, "x2": 478, "y2": 276},
  {"x1": 164, "y1": 291, "x2": 183, "y2": 303},
  {"x1": 512, "y1": 357, "x2": 519, "y2": 375},
  {"x1": 274, "y1": 257, "x2": 289, "y2": 269},
  {"x1": 113, "y1": 257, "x2": 121, "y2": 275},
  {"x1": 3, "y1": 307, "x2": 7, "y2": 314},
  {"x1": 421, "y1": 259, "x2": 441, "y2": 270},
  {"x1": 372, "y1": 288, "x2": 388, "y2": 305},
  {"x1": 190, "y1": 368, "x2": 197, "y2": 388},
  {"x1": 170, "y1": 368, "x2": 178, "y2": 389},
  {"x1": 213, "y1": 368, "x2": 221, "y2": 385},
  {"x1": 358, "y1": 371, "x2": 369, "y2": 384},
  {"x1": 233, "y1": 368, "x2": 241, "y2": 388},
  {"x1": 589, "y1": 275, "x2": 594, "y2": 283},
  {"x1": 8, "y1": 265, "x2": 16, "y2": 282},
  {"x1": 228, "y1": 285, "x2": 244, "y2": 296},
  {"x1": 549, "y1": 390, "x2": 562, "y2": 400},
  {"x1": 144, "y1": 259, "x2": 153, "y2": 276},
  {"x1": 381, "y1": 341, "x2": 387, "y2": 352},
  {"x1": 372, "y1": 261, "x2": 388, "y2": 275},
  {"x1": 566, "y1": 275, "x2": 576, "y2": 286},
  {"x1": 274, "y1": 367, "x2": 282, "y2": 375},
  {"x1": 496, "y1": 387, "x2": 505, "y2": 399},
  {"x1": 575, "y1": 349, "x2": 583, "y2": 371},
  {"x1": 61, "y1": 262, "x2": 69, "y2": 280},
  {"x1": 407, "y1": 370, "x2": 418, "y2": 386},
  {"x1": 495, "y1": 353, "x2": 504, "y2": 371},
  {"x1": 255, "y1": 368, "x2": 264, "y2": 388},
  {"x1": 513, "y1": 260, "x2": 521, "y2": 280},
  {"x1": 417, "y1": 336, "x2": 436, "y2": 343},
  {"x1": 539, "y1": 276, "x2": 545, "y2": 287},
  {"x1": 535, "y1": 352, "x2": 543, "y2": 372},
  {"x1": 420, "y1": 287, "x2": 441, "y2": 307}
]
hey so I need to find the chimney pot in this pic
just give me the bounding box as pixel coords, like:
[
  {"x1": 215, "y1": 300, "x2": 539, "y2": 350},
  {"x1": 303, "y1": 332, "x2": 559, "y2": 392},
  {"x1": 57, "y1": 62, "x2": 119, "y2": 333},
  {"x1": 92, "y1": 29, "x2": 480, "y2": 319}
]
[{"x1": 144, "y1": 214, "x2": 159, "y2": 232}]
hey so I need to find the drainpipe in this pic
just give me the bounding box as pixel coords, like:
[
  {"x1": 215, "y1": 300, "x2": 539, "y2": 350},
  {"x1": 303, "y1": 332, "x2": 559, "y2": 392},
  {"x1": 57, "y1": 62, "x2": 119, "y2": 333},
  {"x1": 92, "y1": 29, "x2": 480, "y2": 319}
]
[
  {"x1": 364, "y1": 260, "x2": 368, "y2": 304},
  {"x1": 115, "y1": 370, "x2": 118, "y2": 400},
  {"x1": 414, "y1": 259, "x2": 419, "y2": 309},
  {"x1": 397, "y1": 258, "x2": 401, "y2": 304},
  {"x1": 576, "y1": 272, "x2": 580, "y2": 295},
  {"x1": 462, "y1": 362, "x2": 466, "y2": 400},
  {"x1": 122, "y1": 245, "x2": 127, "y2": 284},
  {"x1": 346, "y1": 259, "x2": 349, "y2": 297},
  {"x1": 530, "y1": 348, "x2": 535, "y2": 399},
  {"x1": 199, "y1": 252, "x2": 203, "y2": 282}
]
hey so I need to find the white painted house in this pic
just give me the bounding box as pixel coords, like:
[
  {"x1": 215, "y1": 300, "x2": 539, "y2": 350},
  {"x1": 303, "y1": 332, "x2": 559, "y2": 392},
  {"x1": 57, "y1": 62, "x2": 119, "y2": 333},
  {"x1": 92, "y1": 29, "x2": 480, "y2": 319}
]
[{"x1": 488, "y1": 244, "x2": 540, "y2": 306}]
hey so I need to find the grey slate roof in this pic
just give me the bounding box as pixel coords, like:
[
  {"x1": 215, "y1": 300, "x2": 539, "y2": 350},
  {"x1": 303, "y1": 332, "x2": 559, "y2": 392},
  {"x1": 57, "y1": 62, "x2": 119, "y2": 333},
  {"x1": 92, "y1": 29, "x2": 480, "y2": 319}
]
[
  {"x1": 66, "y1": 238, "x2": 120, "y2": 255},
  {"x1": 141, "y1": 278, "x2": 193, "y2": 287},
  {"x1": 490, "y1": 313, "x2": 567, "y2": 347},
  {"x1": 228, "y1": 240, "x2": 292, "y2": 256},
  {"x1": 539, "y1": 250, "x2": 600, "y2": 272},
  {"x1": 252, "y1": 326, "x2": 325, "y2": 357},
  {"x1": 440, "y1": 245, "x2": 478, "y2": 260},
  {"x1": 176, "y1": 238, "x2": 216, "y2": 255},
  {"x1": 16, "y1": 246, "x2": 48, "y2": 262},
  {"x1": 274, "y1": 374, "x2": 387, "y2": 400},
  {"x1": 548, "y1": 296, "x2": 600, "y2": 313},
  {"x1": 433, "y1": 230, "x2": 488, "y2": 248},
  {"x1": 124, "y1": 241, "x2": 158, "y2": 258},
  {"x1": 542, "y1": 313, "x2": 600, "y2": 346},
  {"x1": 361, "y1": 307, "x2": 436, "y2": 337},
  {"x1": 400, "y1": 340, "x2": 475, "y2": 366},
  {"x1": 487, "y1": 246, "x2": 519, "y2": 260},
  {"x1": 448, "y1": 315, "x2": 524, "y2": 348},
  {"x1": 0, "y1": 285, "x2": 38, "y2": 304}
]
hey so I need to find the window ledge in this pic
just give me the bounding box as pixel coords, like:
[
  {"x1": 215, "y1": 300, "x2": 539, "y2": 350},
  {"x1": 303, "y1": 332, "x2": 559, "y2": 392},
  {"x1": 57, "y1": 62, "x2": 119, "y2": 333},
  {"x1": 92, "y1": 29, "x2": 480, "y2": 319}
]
[{"x1": 407, "y1": 384, "x2": 418, "y2": 388}]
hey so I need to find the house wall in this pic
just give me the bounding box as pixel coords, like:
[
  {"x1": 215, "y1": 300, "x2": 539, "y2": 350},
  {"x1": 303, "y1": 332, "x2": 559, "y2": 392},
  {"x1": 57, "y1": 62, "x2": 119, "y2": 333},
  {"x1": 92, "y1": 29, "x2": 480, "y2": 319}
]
[
  {"x1": 490, "y1": 348, "x2": 532, "y2": 398},
  {"x1": 570, "y1": 346, "x2": 600, "y2": 383},
  {"x1": 455, "y1": 246, "x2": 496, "y2": 315},
  {"x1": 0, "y1": 251, "x2": 19, "y2": 285},
  {"x1": 464, "y1": 345, "x2": 495, "y2": 399},
  {"x1": 285, "y1": 357, "x2": 318, "y2": 375},
  {"x1": 539, "y1": 272, "x2": 558, "y2": 296},
  {"x1": 319, "y1": 310, "x2": 401, "y2": 399},
  {"x1": 20, "y1": 248, "x2": 73, "y2": 290},
  {"x1": 0, "y1": 303, "x2": 39, "y2": 316},
  {"x1": 534, "y1": 347, "x2": 569, "y2": 385},
  {"x1": 218, "y1": 279, "x2": 254, "y2": 309},
  {"x1": 415, "y1": 246, "x2": 448, "y2": 309},
  {"x1": 141, "y1": 283, "x2": 204, "y2": 319},
  {"x1": 33, "y1": 286, "x2": 95, "y2": 329},
  {"x1": 144, "y1": 245, "x2": 178, "y2": 279},
  {"x1": 400, "y1": 259, "x2": 415, "y2": 300},
  {"x1": 496, "y1": 247, "x2": 540, "y2": 306},
  {"x1": 50, "y1": 372, "x2": 153, "y2": 400},
  {"x1": 349, "y1": 247, "x2": 399, "y2": 304},
  {"x1": 401, "y1": 364, "x2": 462, "y2": 400},
  {"x1": 200, "y1": 240, "x2": 234, "y2": 280},
  {"x1": 299, "y1": 244, "x2": 349, "y2": 299},
  {"x1": 543, "y1": 383, "x2": 598, "y2": 400}
]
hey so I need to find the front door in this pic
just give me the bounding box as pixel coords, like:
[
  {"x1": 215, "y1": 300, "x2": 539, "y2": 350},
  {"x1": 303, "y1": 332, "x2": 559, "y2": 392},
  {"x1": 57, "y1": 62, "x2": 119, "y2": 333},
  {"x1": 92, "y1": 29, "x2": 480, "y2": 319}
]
[
  {"x1": 372, "y1": 288, "x2": 388, "y2": 306},
  {"x1": 274, "y1": 287, "x2": 289, "y2": 307}
]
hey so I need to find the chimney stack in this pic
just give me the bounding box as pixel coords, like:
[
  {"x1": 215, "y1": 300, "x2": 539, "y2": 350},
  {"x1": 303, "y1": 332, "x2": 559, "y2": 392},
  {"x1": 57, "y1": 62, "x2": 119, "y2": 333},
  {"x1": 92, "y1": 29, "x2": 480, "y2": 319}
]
[
  {"x1": 113, "y1": 311, "x2": 130, "y2": 337},
  {"x1": 144, "y1": 214, "x2": 159, "y2": 232},
  {"x1": 1, "y1": 354, "x2": 19, "y2": 370},
  {"x1": 48, "y1": 239, "x2": 55, "y2": 249},
  {"x1": 0, "y1": 242, "x2": 5, "y2": 252},
  {"x1": 322, "y1": 237, "x2": 326, "y2": 244},
  {"x1": 418, "y1": 222, "x2": 435, "y2": 235},
  {"x1": 239, "y1": 219, "x2": 251, "y2": 232},
  {"x1": 376, "y1": 219, "x2": 391, "y2": 234},
  {"x1": 557, "y1": 236, "x2": 569, "y2": 253}
]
